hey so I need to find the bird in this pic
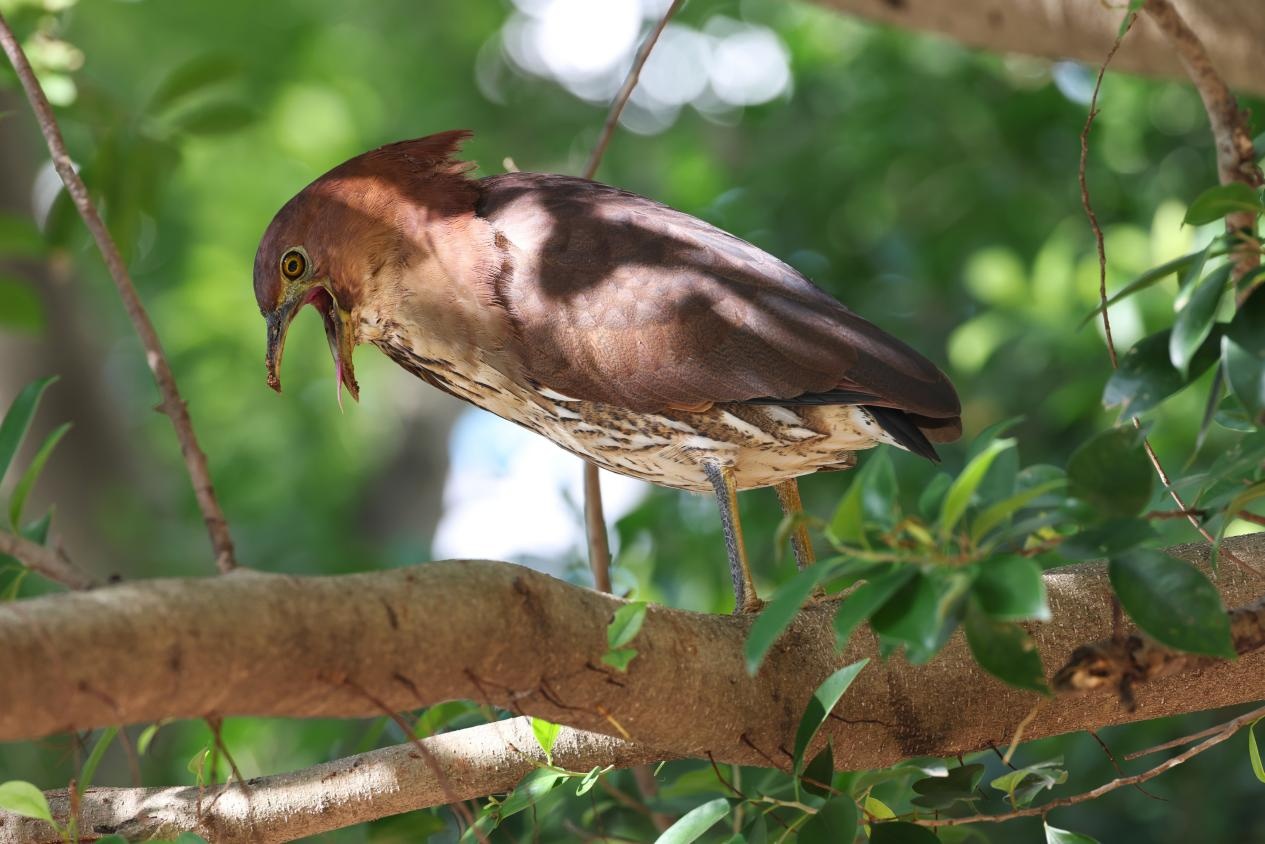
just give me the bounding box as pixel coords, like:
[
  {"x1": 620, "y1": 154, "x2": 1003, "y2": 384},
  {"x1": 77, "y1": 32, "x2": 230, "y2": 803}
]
[{"x1": 254, "y1": 130, "x2": 961, "y2": 613}]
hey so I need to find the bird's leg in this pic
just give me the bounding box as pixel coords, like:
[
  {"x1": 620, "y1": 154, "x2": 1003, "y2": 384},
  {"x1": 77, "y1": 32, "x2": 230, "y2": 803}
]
[
  {"x1": 774, "y1": 479, "x2": 816, "y2": 571},
  {"x1": 703, "y1": 460, "x2": 762, "y2": 614}
]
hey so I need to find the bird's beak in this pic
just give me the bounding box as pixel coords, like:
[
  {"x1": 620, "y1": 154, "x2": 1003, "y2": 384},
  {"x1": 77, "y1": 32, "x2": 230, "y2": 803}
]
[{"x1": 265, "y1": 283, "x2": 360, "y2": 406}]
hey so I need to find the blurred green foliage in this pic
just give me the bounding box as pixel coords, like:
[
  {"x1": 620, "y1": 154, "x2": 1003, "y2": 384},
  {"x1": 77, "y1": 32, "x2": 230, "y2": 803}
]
[{"x1": 2, "y1": 0, "x2": 1265, "y2": 841}]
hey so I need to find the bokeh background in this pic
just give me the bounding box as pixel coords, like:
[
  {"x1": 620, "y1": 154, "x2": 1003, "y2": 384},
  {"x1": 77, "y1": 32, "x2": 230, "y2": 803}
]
[{"x1": 1, "y1": 0, "x2": 1262, "y2": 840}]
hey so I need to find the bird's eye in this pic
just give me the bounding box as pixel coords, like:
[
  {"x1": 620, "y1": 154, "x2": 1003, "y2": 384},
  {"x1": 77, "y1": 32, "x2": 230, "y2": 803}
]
[{"x1": 280, "y1": 249, "x2": 307, "y2": 281}]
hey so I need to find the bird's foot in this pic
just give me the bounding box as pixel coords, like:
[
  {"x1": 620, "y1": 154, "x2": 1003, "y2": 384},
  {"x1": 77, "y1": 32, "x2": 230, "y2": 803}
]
[{"x1": 733, "y1": 595, "x2": 766, "y2": 615}]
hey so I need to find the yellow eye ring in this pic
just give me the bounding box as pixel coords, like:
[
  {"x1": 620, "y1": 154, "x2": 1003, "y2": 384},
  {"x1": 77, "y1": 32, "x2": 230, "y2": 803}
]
[{"x1": 280, "y1": 249, "x2": 307, "y2": 281}]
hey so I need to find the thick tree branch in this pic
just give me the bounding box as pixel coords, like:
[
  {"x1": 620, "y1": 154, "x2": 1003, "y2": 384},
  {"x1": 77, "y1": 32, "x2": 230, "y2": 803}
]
[
  {"x1": 813, "y1": 0, "x2": 1265, "y2": 98},
  {"x1": 0, "y1": 720, "x2": 663, "y2": 844},
  {"x1": 1053, "y1": 592, "x2": 1265, "y2": 700},
  {"x1": 1, "y1": 538, "x2": 1263, "y2": 770},
  {"x1": 0, "y1": 12, "x2": 236, "y2": 573}
]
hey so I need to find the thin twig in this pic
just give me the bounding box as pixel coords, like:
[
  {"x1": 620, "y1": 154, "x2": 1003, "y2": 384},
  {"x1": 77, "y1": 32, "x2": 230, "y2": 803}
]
[
  {"x1": 581, "y1": 0, "x2": 683, "y2": 182},
  {"x1": 0, "y1": 530, "x2": 95, "y2": 590},
  {"x1": 1079, "y1": 12, "x2": 1133, "y2": 370},
  {"x1": 577, "y1": 0, "x2": 683, "y2": 598},
  {"x1": 1087, "y1": 729, "x2": 1164, "y2": 801},
  {"x1": 895, "y1": 703, "x2": 1265, "y2": 828},
  {"x1": 1123, "y1": 721, "x2": 1229, "y2": 761},
  {"x1": 0, "y1": 12, "x2": 237, "y2": 574}
]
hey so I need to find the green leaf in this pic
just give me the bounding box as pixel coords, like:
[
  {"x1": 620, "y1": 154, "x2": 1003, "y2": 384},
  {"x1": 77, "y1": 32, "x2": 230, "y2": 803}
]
[
  {"x1": 479, "y1": 768, "x2": 566, "y2": 832},
  {"x1": 607, "y1": 601, "x2": 647, "y2": 649},
  {"x1": 1118, "y1": 0, "x2": 1144, "y2": 36},
  {"x1": 1045, "y1": 823, "x2": 1102, "y2": 844},
  {"x1": 0, "y1": 376, "x2": 58, "y2": 484},
  {"x1": 870, "y1": 821, "x2": 941, "y2": 843},
  {"x1": 600, "y1": 647, "x2": 638, "y2": 672},
  {"x1": 415, "y1": 700, "x2": 476, "y2": 737},
  {"x1": 149, "y1": 54, "x2": 241, "y2": 112},
  {"x1": 963, "y1": 602, "x2": 1049, "y2": 693},
  {"x1": 78, "y1": 726, "x2": 118, "y2": 795},
  {"x1": 137, "y1": 723, "x2": 162, "y2": 755},
  {"x1": 1171, "y1": 266, "x2": 1231, "y2": 376},
  {"x1": 828, "y1": 451, "x2": 896, "y2": 544},
  {"x1": 971, "y1": 477, "x2": 1066, "y2": 542},
  {"x1": 0, "y1": 780, "x2": 54, "y2": 823},
  {"x1": 1080, "y1": 245, "x2": 1219, "y2": 327},
  {"x1": 864, "y1": 794, "x2": 895, "y2": 821},
  {"x1": 187, "y1": 747, "x2": 210, "y2": 784},
  {"x1": 745, "y1": 562, "x2": 834, "y2": 674},
  {"x1": 575, "y1": 766, "x2": 605, "y2": 796},
  {"x1": 1105, "y1": 328, "x2": 1221, "y2": 419},
  {"x1": 9, "y1": 422, "x2": 69, "y2": 529},
  {"x1": 870, "y1": 570, "x2": 971, "y2": 663},
  {"x1": 1223, "y1": 298, "x2": 1265, "y2": 425},
  {"x1": 0, "y1": 277, "x2": 43, "y2": 332},
  {"x1": 1067, "y1": 427, "x2": 1153, "y2": 518},
  {"x1": 1059, "y1": 518, "x2": 1158, "y2": 561},
  {"x1": 1109, "y1": 549, "x2": 1235, "y2": 658},
  {"x1": 530, "y1": 718, "x2": 560, "y2": 765},
  {"x1": 653, "y1": 797, "x2": 730, "y2": 844},
  {"x1": 939, "y1": 438, "x2": 1016, "y2": 538},
  {"x1": 833, "y1": 566, "x2": 916, "y2": 649},
  {"x1": 1250, "y1": 720, "x2": 1265, "y2": 784},
  {"x1": 1184, "y1": 183, "x2": 1265, "y2": 225},
  {"x1": 917, "y1": 472, "x2": 952, "y2": 521},
  {"x1": 910, "y1": 764, "x2": 985, "y2": 810},
  {"x1": 972, "y1": 556, "x2": 1049, "y2": 621},
  {"x1": 791, "y1": 659, "x2": 868, "y2": 777},
  {"x1": 801, "y1": 744, "x2": 835, "y2": 799},
  {"x1": 990, "y1": 758, "x2": 1066, "y2": 808},
  {"x1": 1216, "y1": 480, "x2": 1265, "y2": 545},
  {"x1": 798, "y1": 795, "x2": 857, "y2": 844}
]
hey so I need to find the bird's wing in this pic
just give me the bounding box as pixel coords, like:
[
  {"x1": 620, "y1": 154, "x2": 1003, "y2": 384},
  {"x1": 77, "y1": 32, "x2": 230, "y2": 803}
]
[{"x1": 476, "y1": 172, "x2": 959, "y2": 427}]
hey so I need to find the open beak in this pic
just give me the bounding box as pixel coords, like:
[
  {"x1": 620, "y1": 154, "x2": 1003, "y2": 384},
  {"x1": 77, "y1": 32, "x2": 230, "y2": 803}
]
[{"x1": 265, "y1": 283, "x2": 360, "y2": 406}]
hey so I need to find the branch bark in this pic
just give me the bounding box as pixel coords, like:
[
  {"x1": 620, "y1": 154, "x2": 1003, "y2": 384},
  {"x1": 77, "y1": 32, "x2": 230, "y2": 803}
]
[
  {"x1": 0, "y1": 720, "x2": 663, "y2": 844},
  {"x1": 813, "y1": 0, "x2": 1265, "y2": 98},
  {"x1": 1, "y1": 538, "x2": 1263, "y2": 769}
]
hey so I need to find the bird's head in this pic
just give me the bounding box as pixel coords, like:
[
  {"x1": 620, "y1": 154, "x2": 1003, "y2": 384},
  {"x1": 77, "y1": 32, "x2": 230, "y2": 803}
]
[{"x1": 254, "y1": 130, "x2": 478, "y2": 406}]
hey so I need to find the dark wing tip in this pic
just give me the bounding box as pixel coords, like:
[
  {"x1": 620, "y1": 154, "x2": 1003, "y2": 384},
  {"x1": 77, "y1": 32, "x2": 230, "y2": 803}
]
[{"x1": 865, "y1": 405, "x2": 942, "y2": 463}]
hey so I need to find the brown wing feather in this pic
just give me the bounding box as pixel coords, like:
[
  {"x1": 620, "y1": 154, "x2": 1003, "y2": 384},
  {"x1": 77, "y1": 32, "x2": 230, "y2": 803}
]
[{"x1": 476, "y1": 172, "x2": 959, "y2": 425}]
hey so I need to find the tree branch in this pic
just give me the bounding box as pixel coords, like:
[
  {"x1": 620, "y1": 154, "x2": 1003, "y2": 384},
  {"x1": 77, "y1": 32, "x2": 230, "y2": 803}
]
[
  {"x1": 0, "y1": 719, "x2": 664, "y2": 844},
  {"x1": 813, "y1": 0, "x2": 1265, "y2": 97},
  {"x1": 1053, "y1": 592, "x2": 1265, "y2": 700},
  {"x1": 1143, "y1": 0, "x2": 1262, "y2": 286},
  {"x1": 0, "y1": 12, "x2": 237, "y2": 573},
  {"x1": 0, "y1": 530, "x2": 95, "y2": 591},
  {"x1": 1, "y1": 538, "x2": 1263, "y2": 769}
]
